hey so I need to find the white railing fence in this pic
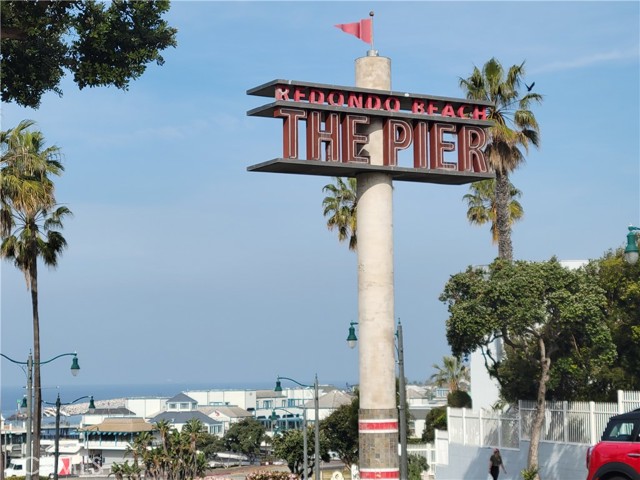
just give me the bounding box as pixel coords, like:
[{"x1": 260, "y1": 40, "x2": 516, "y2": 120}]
[{"x1": 447, "y1": 390, "x2": 639, "y2": 449}]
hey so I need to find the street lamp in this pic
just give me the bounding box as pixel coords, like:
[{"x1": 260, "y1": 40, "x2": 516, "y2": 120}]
[
  {"x1": 44, "y1": 394, "x2": 95, "y2": 480},
  {"x1": 624, "y1": 225, "x2": 640, "y2": 264},
  {"x1": 270, "y1": 405, "x2": 307, "y2": 474},
  {"x1": 275, "y1": 375, "x2": 320, "y2": 480},
  {"x1": 0, "y1": 352, "x2": 80, "y2": 480},
  {"x1": 347, "y1": 320, "x2": 408, "y2": 480}
]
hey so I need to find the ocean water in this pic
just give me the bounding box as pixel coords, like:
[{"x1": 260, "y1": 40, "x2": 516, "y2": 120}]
[{"x1": 0, "y1": 381, "x2": 275, "y2": 418}]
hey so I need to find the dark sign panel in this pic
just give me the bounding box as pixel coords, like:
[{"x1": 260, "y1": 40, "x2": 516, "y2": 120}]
[{"x1": 247, "y1": 79, "x2": 495, "y2": 185}]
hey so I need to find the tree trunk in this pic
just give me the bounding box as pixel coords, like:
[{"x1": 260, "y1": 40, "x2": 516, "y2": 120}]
[
  {"x1": 30, "y1": 262, "x2": 42, "y2": 476},
  {"x1": 528, "y1": 337, "x2": 551, "y2": 480},
  {"x1": 495, "y1": 170, "x2": 514, "y2": 261}
]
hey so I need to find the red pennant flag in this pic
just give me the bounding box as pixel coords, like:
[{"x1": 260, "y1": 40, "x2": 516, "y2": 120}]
[{"x1": 334, "y1": 19, "x2": 372, "y2": 44}]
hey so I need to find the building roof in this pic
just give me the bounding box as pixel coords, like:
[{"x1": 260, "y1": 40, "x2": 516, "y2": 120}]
[
  {"x1": 150, "y1": 411, "x2": 222, "y2": 426},
  {"x1": 89, "y1": 407, "x2": 136, "y2": 416},
  {"x1": 81, "y1": 417, "x2": 154, "y2": 433},
  {"x1": 200, "y1": 406, "x2": 253, "y2": 419},
  {"x1": 314, "y1": 390, "x2": 354, "y2": 409},
  {"x1": 256, "y1": 390, "x2": 281, "y2": 399},
  {"x1": 167, "y1": 393, "x2": 197, "y2": 403}
]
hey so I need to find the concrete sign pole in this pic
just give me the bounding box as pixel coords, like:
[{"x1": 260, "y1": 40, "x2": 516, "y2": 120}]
[{"x1": 355, "y1": 51, "x2": 399, "y2": 479}]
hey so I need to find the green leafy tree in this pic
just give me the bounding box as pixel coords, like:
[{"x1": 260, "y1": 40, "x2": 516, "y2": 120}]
[
  {"x1": 272, "y1": 428, "x2": 330, "y2": 478},
  {"x1": 0, "y1": 120, "x2": 70, "y2": 468},
  {"x1": 463, "y1": 178, "x2": 523, "y2": 245},
  {"x1": 459, "y1": 58, "x2": 542, "y2": 260},
  {"x1": 429, "y1": 355, "x2": 469, "y2": 392},
  {"x1": 440, "y1": 258, "x2": 616, "y2": 477},
  {"x1": 322, "y1": 177, "x2": 358, "y2": 250},
  {"x1": 408, "y1": 454, "x2": 429, "y2": 480},
  {"x1": 447, "y1": 390, "x2": 472, "y2": 408},
  {"x1": 421, "y1": 407, "x2": 446, "y2": 443},
  {"x1": 320, "y1": 392, "x2": 359, "y2": 468},
  {"x1": 1, "y1": 0, "x2": 177, "y2": 108},
  {"x1": 586, "y1": 250, "x2": 640, "y2": 394},
  {"x1": 223, "y1": 418, "x2": 267, "y2": 464}
]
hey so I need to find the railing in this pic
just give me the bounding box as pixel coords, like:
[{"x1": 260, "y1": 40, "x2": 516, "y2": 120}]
[
  {"x1": 83, "y1": 440, "x2": 131, "y2": 450},
  {"x1": 447, "y1": 390, "x2": 639, "y2": 449}
]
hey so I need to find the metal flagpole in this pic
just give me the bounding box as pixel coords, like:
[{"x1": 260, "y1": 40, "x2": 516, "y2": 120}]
[{"x1": 369, "y1": 11, "x2": 375, "y2": 53}]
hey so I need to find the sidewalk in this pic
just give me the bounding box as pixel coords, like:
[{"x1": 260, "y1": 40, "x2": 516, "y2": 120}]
[{"x1": 203, "y1": 464, "x2": 290, "y2": 479}]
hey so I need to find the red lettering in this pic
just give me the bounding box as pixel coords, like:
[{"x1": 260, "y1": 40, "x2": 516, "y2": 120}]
[
  {"x1": 384, "y1": 97, "x2": 401, "y2": 111},
  {"x1": 413, "y1": 121, "x2": 428, "y2": 169},
  {"x1": 427, "y1": 103, "x2": 439, "y2": 115},
  {"x1": 341, "y1": 115, "x2": 370, "y2": 163},
  {"x1": 274, "y1": 107, "x2": 306, "y2": 159},
  {"x1": 473, "y1": 107, "x2": 487, "y2": 120},
  {"x1": 441, "y1": 104, "x2": 455, "y2": 117},
  {"x1": 293, "y1": 88, "x2": 306, "y2": 102},
  {"x1": 327, "y1": 91, "x2": 344, "y2": 107},
  {"x1": 457, "y1": 105, "x2": 468, "y2": 118},
  {"x1": 275, "y1": 86, "x2": 290, "y2": 101},
  {"x1": 457, "y1": 126, "x2": 488, "y2": 173},
  {"x1": 307, "y1": 112, "x2": 340, "y2": 161},
  {"x1": 365, "y1": 95, "x2": 381, "y2": 110},
  {"x1": 308, "y1": 89, "x2": 325, "y2": 104},
  {"x1": 429, "y1": 123, "x2": 456, "y2": 170},
  {"x1": 383, "y1": 119, "x2": 413, "y2": 166},
  {"x1": 348, "y1": 93, "x2": 363, "y2": 109},
  {"x1": 412, "y1": 100, "x2": 425, "y2": 114}
]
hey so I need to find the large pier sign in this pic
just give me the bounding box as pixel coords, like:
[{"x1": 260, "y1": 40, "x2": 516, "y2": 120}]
[{"x1": 247, "y1": 79, "x2": 495, "y2": 185}]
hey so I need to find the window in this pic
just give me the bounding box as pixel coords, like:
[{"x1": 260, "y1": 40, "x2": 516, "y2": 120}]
[
  {"x1": 210, "y1": 424, "x2": 222, "y2": 434},
  {"x1": 180, "y1": 402, "x2": 190, "y2": 410},
  {"x1": 262, "y1": 400, "x2": 273, "y2": 409},
  {"x1": 603, "y1": 420, "x2": 638, "y2": 441}
]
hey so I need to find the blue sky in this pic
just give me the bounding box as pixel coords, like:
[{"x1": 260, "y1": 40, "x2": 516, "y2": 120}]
[{"x1": 1, "y1": 1, "x2": 639, "y2": 393}]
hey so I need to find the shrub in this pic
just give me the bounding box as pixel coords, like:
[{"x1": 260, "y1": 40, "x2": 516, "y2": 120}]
[{"x1": 245, "y1": 471, "x2": 299, "y2": 480}]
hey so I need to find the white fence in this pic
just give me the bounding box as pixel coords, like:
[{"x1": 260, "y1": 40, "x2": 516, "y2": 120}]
[{"x1": 447, "y1": 390, "x2": 640, "y2": 449}]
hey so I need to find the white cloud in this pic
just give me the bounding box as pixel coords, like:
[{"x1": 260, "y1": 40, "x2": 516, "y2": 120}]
[{"x1": 531, "y1": 46, "x2": 639, "y2": 74}]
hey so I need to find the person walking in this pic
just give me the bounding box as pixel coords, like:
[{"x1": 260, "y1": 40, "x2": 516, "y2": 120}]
[{"x1": 489, "y1": 448, "x2": 507, "y2": 480}]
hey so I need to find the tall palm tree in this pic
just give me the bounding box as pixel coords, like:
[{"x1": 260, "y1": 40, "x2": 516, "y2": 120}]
[
  {"x1": 429, "y1": 355, "x2": 469, "y2": 392},
  {"x1": 459, "y1": 58, "x2": 542, "y2": 260},
  {"x1": 1, "y1": 120, "x2": 63, "y2": 234},
  {"x1": 463, "y1": 178, "x2": 523, "y2": 244},
  {"x1": 181, "y1": 418, "x2": 206, "y2": 479},
  {"x1": 322, "y1": 177, "x2": 358, "y2": 251},
  {"x1": 0, "y1": 120, "x2": 69, "y2": 466}
]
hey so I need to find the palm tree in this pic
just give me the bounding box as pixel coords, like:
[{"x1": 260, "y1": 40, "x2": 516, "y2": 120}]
[
  {"x1": 429, "y1": 355, "x2": 469, "y2": 392},
  {"x1": 0, "y1": 120, "x2": 69, "y2": 466},
  {"x1": 459, "y1": 58, "x2": 542, "y2": 260},
  {"x1": 322, "y1": 177, "x2": 358, "y2": 251},
  {"x1": 463, "y1": 178, "x2": 523, "y2": 244},
  {"x1": 181, "y1": 418, "x2": 206, "y2": 479},
  {"x1": 0, "y1": 120, "x2": 62, "y2": 218}
]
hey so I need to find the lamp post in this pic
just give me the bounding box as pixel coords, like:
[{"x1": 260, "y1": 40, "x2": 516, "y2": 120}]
[
  {"x1": 270, "y1": 406, "x2": 307, "y2": 476},
  {"x1": 624, "y1": 225, "x2": 640, "y2": 264},
  {"x1": 347, "y1": 320, "x2": 408, "y2": 479},
  {"x1": 44, "y1": 395, "x2": 94, "y2": 480},
  {"x1": 0, "y1": 352, "x2": 80, "y2": 480},
  {"x1": 275, "y1": 375, "x2": 320, "y2": 480}
]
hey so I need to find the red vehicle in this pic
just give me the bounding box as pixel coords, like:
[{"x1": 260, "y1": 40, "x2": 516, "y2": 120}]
[{"x1": 586, "y1": 408, "x2": 640, "y2": 480}]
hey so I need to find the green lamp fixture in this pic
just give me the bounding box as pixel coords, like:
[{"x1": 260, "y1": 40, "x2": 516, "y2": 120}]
[
  {"x1": 70, "y1": 355, "x2": 80, "y2": 376},
  {"x1": 274, "y1": 379, "x2": 283, "y2": 392},
  {"x1": 346, "y1": 322, "x2": 358, "y2": 349},
  {"x1": 624, "y1": 226, "x2": 640, "y2": 265}
]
